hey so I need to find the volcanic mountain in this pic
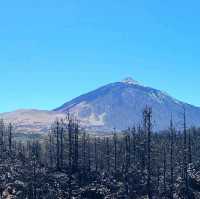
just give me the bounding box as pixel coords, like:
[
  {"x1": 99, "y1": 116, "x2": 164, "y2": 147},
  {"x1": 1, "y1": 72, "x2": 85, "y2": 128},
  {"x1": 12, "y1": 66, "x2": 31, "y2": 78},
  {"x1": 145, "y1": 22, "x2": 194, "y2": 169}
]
[
  {"x1": 55, "y1": 77, "x2": 200, "y2": 131},
  {"x1": 1, "y1": 77, "x2": 200, "y2": 134}
]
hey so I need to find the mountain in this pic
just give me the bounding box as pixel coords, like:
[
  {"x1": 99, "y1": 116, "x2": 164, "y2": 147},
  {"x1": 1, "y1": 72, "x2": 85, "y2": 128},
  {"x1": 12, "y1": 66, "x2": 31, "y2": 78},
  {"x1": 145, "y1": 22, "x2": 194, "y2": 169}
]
[
  {"x1": 55, "y1": 77, "x2": 200, "y2": 131},
  {"x1": 0, "y1": 109, "x2": 65, "y2": 134},
  {"x1": 1, "y1": 77, "x2": 200, "y2": 134}
]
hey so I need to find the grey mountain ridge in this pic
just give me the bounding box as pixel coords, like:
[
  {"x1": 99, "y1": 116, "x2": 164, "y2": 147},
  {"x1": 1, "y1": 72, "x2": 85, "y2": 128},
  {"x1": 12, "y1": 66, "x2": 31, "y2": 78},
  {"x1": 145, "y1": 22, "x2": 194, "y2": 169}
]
[{"x1": 1, "y1": 77, "x2": 200, "y2": 133}]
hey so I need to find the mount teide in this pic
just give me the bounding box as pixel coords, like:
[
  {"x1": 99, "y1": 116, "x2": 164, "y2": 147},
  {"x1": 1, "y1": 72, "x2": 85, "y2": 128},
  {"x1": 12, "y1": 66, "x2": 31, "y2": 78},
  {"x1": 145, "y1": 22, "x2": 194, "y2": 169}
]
[
  {"x1": 1, "y1": 77, "x2": 200, "y2": 133},
  {"x1": 55, "y1": 77, "x2": 200, "y2": 131}
]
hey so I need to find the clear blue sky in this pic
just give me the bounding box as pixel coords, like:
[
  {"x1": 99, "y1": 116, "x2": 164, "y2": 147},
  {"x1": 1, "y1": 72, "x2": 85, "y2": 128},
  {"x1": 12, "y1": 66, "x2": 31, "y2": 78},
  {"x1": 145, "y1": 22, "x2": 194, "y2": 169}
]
[{"x1": 0, "y1": 0, "x2": 200, "y2": 112}]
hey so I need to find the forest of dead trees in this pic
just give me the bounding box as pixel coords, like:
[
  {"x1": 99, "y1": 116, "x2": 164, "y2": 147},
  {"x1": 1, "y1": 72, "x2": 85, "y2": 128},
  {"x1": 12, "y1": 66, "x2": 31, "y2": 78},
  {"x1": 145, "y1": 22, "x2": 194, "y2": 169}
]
[{"x1": 0, "y1": 108, "x2": 200, "y2": 198}]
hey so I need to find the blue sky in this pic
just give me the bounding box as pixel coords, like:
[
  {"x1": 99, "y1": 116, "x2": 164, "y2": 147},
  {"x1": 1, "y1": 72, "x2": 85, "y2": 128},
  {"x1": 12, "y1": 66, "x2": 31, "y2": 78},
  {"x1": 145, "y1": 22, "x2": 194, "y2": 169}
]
[{"x1": 0, "y1": 0, "x2": 200, "y2": 112}]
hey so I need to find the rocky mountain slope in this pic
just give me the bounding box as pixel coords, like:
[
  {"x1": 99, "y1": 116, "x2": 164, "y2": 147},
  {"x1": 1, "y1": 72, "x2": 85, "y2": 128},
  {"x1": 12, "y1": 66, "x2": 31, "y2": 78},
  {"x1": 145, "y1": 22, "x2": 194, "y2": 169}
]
[{"x1": 55, "y1": 77, "x2": 200, "y2": 131}]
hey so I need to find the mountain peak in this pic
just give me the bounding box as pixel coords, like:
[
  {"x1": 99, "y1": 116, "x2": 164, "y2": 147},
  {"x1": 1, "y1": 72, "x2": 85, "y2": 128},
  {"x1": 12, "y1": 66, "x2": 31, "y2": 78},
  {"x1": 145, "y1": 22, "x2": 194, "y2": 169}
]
[
  {"x1": 54, "y1": 77, "x2": 200, "y2": 131},
  {"x1": 121, "y1": 77, "x2": 140, "y2": 85}
]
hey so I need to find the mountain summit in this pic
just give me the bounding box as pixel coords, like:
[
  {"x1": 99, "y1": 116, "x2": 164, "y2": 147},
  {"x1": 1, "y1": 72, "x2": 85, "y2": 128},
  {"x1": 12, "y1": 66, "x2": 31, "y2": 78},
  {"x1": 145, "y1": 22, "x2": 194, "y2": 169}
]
[
  {"x1": 121, "y1": 77, "x2": 140, "y2": 85},
  {"x1": 55, "y1": 77, "x2": 200, "y2": 131}
]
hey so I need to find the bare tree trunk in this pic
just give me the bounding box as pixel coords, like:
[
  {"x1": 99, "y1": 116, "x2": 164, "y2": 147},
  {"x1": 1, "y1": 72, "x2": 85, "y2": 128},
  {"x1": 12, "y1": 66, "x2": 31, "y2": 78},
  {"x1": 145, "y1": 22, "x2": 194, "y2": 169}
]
[
  {"x1": 68, "y1": 114, "x2": 73, "y2": 199},
  {"x1": 94, "y1": 138, "x2": 98, "y2": 172},
  {"x1": 74, "y1": 121, "x2": 79, "y2": 171},
  {"x1": 183, "y1": 108, "x2": 188, "y2": 196},
  {"x1": 82, "y1": 131, "x2": 86, "y2": 172},
  {"x1": 163, "y1": 146, "x2": 166, "y2": 194},
  {"x1": 56, "y1": 121, "x2": 60, "y2": 171},
  {"x1": 60, "y1": 122, "x2": 64, "y2": 169},
  {"x1": 188, "y1": 130, "x2": 192, "y2": 164},
  {"x1": 113, "y1": 131, "x2": 117, "y2": 173},
  {"x1": 88, "y1": 135, "x2": 91, "y2": 172},
  {"x1": 8, "y1": 123, "x2": 13, "y2": 155},
  {"x1": 144, "y1": 107, "x2": 152, "y2": 199},
  {"x1": 106, "y1": 137, "x2": 110, "y2": 173},
  {"x1": 0, "y1": 119, "x2": 5, "y2": 155},
  {"x1": 170, "y1": 117, "x2": 174, "y2": 199},
  {"x1": 131, "y1": 127, "x2": 136, "y2": 165}
]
